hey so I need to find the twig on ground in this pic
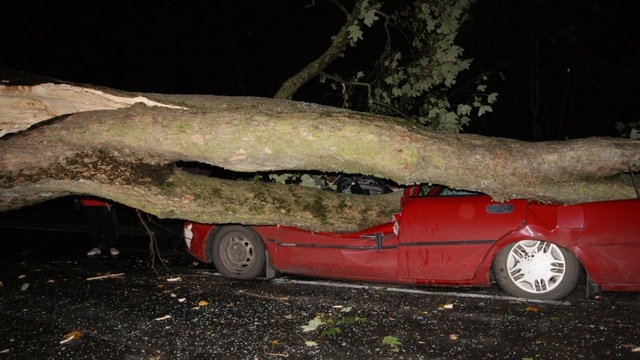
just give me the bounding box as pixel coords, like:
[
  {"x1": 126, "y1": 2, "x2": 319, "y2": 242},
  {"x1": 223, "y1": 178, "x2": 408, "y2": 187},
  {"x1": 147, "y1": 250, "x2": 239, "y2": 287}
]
[
  {"x1": 237, "y1": 289, "x2": 289, "y2": 301},
  {"x1": 86, "y1": 273, "x2": 124, "y2": 281}
]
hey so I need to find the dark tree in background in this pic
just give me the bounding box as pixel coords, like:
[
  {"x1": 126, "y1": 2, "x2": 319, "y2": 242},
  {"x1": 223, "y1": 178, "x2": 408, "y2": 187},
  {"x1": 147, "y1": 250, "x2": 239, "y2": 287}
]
[{"x1": 462, "y1": 0, "x2": 640, "y2": 141}]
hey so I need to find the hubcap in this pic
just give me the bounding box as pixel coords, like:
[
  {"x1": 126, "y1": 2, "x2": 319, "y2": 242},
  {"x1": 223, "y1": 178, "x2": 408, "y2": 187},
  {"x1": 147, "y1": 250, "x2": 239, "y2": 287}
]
[
  {"x1": 506, "y1": 240, "x2": 566, "y2": 294},
  {"x1": 220, "y1": 234, "x2": 255, "y2": 273}
]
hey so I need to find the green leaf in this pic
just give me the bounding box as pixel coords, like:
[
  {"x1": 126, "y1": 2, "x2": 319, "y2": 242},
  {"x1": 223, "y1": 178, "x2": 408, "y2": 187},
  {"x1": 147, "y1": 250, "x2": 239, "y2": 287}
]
[
  {"x1": 457, "y1": 104, "x2": 472, "y2": 116},
  {"x1": 362, "y1": 10, "x2": 379, "y2": 27},
  {"x1": 321, "y1": 327, "x2": 342, "y2": 337},
  {"x1": 382, "y1": 335, "x2": 402, "y2": 348},
  {"x1": 348, "y1": 24, "x2": 363, "y2": 43},
  {"x1": 487, "y1": 92, "x2": 498, "y2": 104},
  {"x1": 341, "y1": 316, "x2": 356, "y2": 325},
  {"x1": 478, "y1": 105, "x2": 493, "y2": 117}
]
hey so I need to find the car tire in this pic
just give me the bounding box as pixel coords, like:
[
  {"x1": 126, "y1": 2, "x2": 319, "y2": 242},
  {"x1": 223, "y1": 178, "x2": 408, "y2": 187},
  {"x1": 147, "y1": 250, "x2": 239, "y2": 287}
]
[
  {"x1": 493, "y1": 240, "x2": 581, "y2": 300},
  {"x1": 210, "y1": 226, "x2": 265, "y2": 280}
]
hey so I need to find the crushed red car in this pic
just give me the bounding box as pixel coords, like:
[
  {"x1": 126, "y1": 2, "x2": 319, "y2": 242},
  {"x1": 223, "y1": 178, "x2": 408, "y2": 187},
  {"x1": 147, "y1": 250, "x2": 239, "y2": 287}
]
[{"x1": 184, "y1": 185, "x2": 640, "y2": 300}]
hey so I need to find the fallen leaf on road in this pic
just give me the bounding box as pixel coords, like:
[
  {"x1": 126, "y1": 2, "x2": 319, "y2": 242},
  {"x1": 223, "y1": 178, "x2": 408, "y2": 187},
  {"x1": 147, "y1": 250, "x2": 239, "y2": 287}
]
[
  {"x1": 18, "y1": 275, "x2": 26, "y2": 279},
  {"x1": 525, "y1": 306, "x2": 539, "y2": 313},
  {"x1": 20, "y1": 283, "x2": 29, "y2": 291},
  {"x1": 301, "y1": 316, "x2": 324, "y2": 332},
  {"x1": 59, "y1": 330, "x2": 83, "y2": 344},
  {"x1": 382, "y1": 335, "x2": 402, "y2": 348},
  {"x1": 167, "y1": 277, "x2": 182, "y2": 282},
  {"x1": 198, "y1": 300, "x2": 209, "y2": 307},
  {"x1": 449, "y1": 334, "x2": 458, "y2": 340}
]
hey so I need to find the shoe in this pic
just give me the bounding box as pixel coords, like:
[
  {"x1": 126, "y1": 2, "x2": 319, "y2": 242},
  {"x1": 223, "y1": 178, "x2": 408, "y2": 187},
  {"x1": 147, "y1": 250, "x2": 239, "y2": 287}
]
[
  {"x1": 87, "y1": 247, "x2": 101, "y2": 257},
  {"x1": 110, "y1": 247, "x2": 120, "y2": 256}
]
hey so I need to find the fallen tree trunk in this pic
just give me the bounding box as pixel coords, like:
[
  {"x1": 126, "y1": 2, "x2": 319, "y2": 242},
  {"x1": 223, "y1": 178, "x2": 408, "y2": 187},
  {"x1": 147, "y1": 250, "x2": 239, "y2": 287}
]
[{"x1": 1, "y1": 83, "x2": 638, "y2": 231}]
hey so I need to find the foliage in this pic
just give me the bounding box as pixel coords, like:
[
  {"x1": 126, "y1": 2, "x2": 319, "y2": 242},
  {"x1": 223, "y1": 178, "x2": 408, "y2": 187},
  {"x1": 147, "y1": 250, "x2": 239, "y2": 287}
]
[
  {"x1": 615, "y1": 121, "x2": 640, "y2": 140},
  {"x1": 330, "y1": 0, "x2": 496, "y2": 133},
  {"x1": 382, "y1": 335, "x2": 402, "y2": 348},
  {"x1": 299, "y1": 306, "x2": 364, "y2": 342}
]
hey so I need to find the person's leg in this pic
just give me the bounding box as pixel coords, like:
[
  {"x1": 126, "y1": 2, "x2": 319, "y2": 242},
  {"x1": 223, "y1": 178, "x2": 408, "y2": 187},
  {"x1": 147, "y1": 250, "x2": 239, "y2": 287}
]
[
  {"x1": 97, "y1": 206, "x2": 118, "y2": 255},
  {"x1": 83, "y1": 206, "x2": 103, "y2": 256},
  {"x1": 83, "y1": 206, "x2": 101, "y2": 248},
  {"x1": 97, "y1": 207, "x2": 114, "y2": 245}
]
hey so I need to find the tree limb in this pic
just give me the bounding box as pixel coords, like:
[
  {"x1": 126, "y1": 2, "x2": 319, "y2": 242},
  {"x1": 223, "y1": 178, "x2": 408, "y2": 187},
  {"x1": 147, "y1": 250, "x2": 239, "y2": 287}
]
[
  {"x1": 273, "y1": 0, "x2": 365, "y2": 99},
  {"x1": 1, "y1": 84, "x2": 639, "y2": 231}
]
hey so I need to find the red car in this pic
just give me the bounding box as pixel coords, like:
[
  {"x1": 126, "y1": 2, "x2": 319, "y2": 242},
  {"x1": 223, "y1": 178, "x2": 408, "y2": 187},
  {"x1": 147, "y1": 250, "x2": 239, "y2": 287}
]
[{"x1": 183, "y1": 185, "x2": 640, "y2": 300}]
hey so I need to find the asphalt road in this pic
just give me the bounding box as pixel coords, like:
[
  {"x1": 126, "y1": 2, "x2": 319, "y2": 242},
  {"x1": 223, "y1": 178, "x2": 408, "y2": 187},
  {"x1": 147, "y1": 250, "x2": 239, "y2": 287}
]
[{"x1": 1, "y1": 228, "x2": 639, "y2": 359}]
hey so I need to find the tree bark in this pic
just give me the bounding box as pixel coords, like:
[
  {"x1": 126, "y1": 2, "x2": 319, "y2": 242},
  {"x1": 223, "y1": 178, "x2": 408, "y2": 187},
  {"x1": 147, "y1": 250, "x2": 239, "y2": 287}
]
[{"x1": 1, "y1": 83, "x2": 639, "y2": 231}]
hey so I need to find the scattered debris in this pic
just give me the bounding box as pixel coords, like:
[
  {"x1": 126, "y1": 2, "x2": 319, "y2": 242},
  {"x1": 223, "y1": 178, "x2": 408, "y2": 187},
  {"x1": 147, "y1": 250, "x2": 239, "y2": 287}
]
[
  {"x1": 59, "y1": 330, "x2": 83, "y2": 344},
  {"x1": 86, "y1": 273, "x2": 124, "y2": 281},
  {"x1": 167, "y1": 277, "x2": 182, "y2": 282},
  {"x1": 263, "y1": 351, "x2": 289, "y2": 357},
  {"x1": 237, "y1": 289, "x2": 289, "y2": 301},
  {"x1": 301, "y1": 316, "x2": 324, "y2": 332},
  {"x1": 154, "y1": 315, "x2": 172, "y2": 321}
]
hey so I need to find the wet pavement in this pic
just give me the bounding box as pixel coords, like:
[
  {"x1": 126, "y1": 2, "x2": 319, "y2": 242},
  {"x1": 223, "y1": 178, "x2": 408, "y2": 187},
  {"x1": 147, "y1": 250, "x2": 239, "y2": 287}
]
[{"x1": 1, "y1": 227, "x2": 639, "y2": 359}]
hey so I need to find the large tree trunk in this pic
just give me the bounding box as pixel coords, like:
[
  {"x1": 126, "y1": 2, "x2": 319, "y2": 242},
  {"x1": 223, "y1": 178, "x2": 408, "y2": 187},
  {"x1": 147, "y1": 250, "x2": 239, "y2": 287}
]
[{"x1": 1, "y1": 83, "x2": 638, "y2": 231}]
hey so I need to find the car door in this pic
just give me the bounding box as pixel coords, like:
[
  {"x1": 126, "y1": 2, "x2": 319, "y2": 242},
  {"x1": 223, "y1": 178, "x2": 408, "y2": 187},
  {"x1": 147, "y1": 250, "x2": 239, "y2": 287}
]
[
  {"x1": 271, "y1": 223, "x2": 400, "y2": 282},
  {"x1": 398, "y1": 190, "x2": 528, "y2": 282}
]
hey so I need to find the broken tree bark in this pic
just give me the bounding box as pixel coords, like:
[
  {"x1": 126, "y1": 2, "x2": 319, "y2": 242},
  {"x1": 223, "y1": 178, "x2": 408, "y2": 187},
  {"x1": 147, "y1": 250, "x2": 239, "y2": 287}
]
[{"x1": 1, "y1": 83, "x2": 639, "y2": 231}]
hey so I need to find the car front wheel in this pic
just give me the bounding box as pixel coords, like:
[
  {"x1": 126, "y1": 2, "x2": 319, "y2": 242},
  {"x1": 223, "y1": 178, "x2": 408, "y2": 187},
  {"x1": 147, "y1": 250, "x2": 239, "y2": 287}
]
[
  {"x1": 210, "y1": 226, "x2": 265, "y2": 280},
  {"x1": 493, "y1": 240, "x2": 581, "y2": 300}
]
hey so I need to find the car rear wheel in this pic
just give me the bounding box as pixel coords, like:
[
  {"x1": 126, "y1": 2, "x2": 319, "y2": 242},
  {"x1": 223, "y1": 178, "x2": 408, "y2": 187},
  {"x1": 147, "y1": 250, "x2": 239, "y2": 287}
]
[
  {"x1": 493, "y1": 240, "x2": 581, "y2": 300},
  {"x1": 210, "y1": 226, "x2": 265, "y2": 279}
]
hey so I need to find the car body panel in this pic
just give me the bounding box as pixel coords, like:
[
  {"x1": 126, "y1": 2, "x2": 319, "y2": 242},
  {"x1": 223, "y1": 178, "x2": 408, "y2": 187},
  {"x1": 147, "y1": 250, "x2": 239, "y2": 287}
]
[
  {"x1": 184, "y1": 186, "x2": 640, "y2": 294},
  {"x1": 397, "y1": 195, "x2": 528, "y2": 283}
]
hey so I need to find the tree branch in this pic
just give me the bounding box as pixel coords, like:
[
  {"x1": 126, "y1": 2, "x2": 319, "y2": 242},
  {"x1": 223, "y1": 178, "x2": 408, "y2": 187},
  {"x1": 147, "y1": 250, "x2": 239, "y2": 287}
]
[{"x1": 274, "y1": 0, "x2": 365, "y2": 99}]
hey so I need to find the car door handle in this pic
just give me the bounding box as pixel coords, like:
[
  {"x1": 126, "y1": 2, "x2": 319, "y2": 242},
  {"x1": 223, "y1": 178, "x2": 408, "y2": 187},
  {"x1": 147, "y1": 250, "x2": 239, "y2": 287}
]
[{"x1": 485, "y1": 204, "x2": 514, "y2": 214}]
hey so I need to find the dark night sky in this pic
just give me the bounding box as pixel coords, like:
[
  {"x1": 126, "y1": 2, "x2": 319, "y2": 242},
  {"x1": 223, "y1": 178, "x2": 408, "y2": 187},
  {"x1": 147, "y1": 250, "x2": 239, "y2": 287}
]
[
  {"x1": 2, "y1": 1, "x2": 639, "y2": 140},
  {"x1": 1, "y1": 1, "x2": 345, "y2": 96}
]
